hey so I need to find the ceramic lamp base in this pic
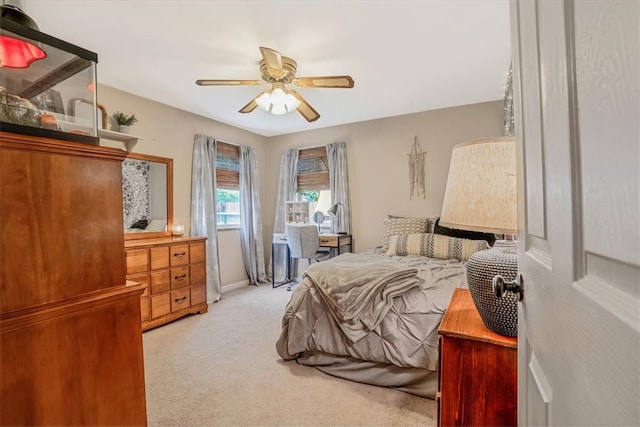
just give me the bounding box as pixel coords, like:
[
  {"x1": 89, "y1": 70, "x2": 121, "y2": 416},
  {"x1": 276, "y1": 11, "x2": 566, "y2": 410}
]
[{"x1": 466, "y1": 239, "x2": 519, "y2": 336}]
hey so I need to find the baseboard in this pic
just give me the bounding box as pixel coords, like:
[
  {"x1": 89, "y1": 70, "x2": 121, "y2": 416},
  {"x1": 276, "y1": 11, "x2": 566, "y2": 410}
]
[{"x1": 222, "y1": 279, "x2": 251, "y2": 293}]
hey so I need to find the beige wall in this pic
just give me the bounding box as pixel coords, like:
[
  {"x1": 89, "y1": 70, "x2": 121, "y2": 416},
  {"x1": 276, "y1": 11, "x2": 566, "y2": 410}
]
[
  {"x1": 97, "y1": 84, "x2": 503, "y2": 287},
  {"x1": 97, "y1": 84, "x2": 268, "y2": 287},
  {"x1": 266, "y1": 100, "x2": 505, "y2": 252}
]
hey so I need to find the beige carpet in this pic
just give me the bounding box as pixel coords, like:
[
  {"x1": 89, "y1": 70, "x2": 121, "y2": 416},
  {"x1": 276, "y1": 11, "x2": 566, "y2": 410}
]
[{"x1": 143, "y1": 284, "x2": 437, "y2": 427}]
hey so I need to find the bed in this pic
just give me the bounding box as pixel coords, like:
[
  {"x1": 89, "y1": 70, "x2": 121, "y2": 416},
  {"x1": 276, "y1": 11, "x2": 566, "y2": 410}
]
[{"x1": 275, "y1": 215, "x2": 494, "y2": 398}]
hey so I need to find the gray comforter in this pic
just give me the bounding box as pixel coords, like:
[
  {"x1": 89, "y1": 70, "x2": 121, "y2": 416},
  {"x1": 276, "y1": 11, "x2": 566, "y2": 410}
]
[{"x1": 276, "y1": 251, "x2": 468, "y2": 385}]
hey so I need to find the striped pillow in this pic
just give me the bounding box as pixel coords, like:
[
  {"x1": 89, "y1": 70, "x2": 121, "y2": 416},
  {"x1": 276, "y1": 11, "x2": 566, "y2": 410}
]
[
  {"x1": 387, "y1": 215, "x2": 439, "y2": 233},
  {"x1": 381, "y1": 217, "x2": 431, "y2": 252},
  {"x1": 385, "y1": 233, "x2": 490, "y2": 261}
]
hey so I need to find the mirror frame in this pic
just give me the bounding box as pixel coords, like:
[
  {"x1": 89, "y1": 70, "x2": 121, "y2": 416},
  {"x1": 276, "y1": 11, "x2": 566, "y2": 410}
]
[{"x1": 124, "y1": 152, "x2": 174, "y2": 241}]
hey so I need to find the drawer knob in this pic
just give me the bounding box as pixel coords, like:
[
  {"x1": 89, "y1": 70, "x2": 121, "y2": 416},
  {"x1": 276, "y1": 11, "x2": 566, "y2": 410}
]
[
  {"x1": 173, "y1": 252, "x2": 186, "y2": 258},
  {"x1": 174, "y1": 274, "x2": 187, "y2": 280},
  {"x1": 174, "y1": 296, "x2": 187, "y2": 303}
]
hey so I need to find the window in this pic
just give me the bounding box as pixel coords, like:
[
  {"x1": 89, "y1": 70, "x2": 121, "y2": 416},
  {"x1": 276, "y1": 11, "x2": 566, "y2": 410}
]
[
  {"x1": 216, "y1": 142, "x2": 241, "y2": 227},
  {"x1": 297, "y1": 147, "x2": 331, "y2": 232}
]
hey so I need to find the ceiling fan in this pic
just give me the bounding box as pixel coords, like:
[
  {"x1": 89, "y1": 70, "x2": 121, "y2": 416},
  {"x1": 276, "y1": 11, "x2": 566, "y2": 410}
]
[{"x1": 195, "y1": 47, "x2": 354, "y2": 123}]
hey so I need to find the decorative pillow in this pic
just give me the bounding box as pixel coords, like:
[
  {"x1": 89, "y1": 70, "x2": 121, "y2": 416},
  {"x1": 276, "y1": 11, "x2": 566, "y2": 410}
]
[
  {"x1": 385, "y1": 233, "x2": 490, "y2": 261},
  {"x1": 130, "y1": 219, "x2": 149, "y2": 229},
  {"x1": 387, "y1": 215, "x2": 439, "y2": 233},
  {"x1": 382, "y1": 216, "x2": 431, "y2": 252},
  {"x1": 433, "y1": 218, "x2": 496, "y2": 246},
  {"x1": 426, "y1": 217, "x2": 439, "y2": 234}
]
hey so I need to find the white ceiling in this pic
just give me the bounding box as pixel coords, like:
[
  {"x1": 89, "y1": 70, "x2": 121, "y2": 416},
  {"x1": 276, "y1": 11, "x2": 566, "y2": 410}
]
[{"x1": 24, "y1": 0, "x2": 511, "y2": 137}]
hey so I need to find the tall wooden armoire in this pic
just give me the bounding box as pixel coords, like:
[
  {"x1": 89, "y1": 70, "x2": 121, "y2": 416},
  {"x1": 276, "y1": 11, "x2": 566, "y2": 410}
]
[{"x1": 0, "y1": 132, "x2": 147, "y2": 426}]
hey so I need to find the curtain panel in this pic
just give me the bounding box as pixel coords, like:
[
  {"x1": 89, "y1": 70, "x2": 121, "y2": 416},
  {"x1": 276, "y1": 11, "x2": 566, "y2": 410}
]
[
  {"x1": 270, "y1": 149, "x2": 299, "y2": 283},
  {"x1": 239, "y1": 145, "x2": 268, "y2": 284},
  {"x1": 190, "y1": 134, "x2": 223, "y2": 302},
  {"x1": 327, "y1": 142, "x2": 352, "y2": 234}
]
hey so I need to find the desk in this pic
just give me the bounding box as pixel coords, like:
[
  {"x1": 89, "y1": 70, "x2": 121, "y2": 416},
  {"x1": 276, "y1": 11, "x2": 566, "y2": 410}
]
[{"x1": 271, "y1": 232, "x2": 353, "y2": 287}]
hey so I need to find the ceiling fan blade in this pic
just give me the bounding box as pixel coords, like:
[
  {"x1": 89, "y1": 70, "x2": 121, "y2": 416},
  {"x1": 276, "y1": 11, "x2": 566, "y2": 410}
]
[
  {"x1": 238, "y1": 93, "x2": 262, "y2": 113},
  {"x1": 293, "y1": 75, "x2": 354, "y2": 88},
  {"x1": 259, "y1": 46, "x2": 284, "y2": 79},
  {"x1": 289, "y1": 90, "x2": 320, "y2": 122},
  {"x1": 196, "y1": 79, "x2": 265, "y2": 86}
]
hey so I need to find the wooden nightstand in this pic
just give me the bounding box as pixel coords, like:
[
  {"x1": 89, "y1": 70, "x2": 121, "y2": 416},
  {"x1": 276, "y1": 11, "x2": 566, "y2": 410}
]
[{"x1": 437, "y1": 288, "x2": 517, "y2": 427}]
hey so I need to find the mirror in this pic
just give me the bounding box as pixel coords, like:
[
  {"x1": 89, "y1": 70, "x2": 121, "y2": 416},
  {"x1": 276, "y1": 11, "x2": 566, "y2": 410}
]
[{"x1": 123, "y1": 152, "x2": 173, "y2": 240}]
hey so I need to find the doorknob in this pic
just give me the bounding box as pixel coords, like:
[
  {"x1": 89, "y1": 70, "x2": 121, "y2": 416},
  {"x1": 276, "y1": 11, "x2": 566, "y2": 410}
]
[{"x1": 492, "y1": 273, "x2": 524, "y2": 301}]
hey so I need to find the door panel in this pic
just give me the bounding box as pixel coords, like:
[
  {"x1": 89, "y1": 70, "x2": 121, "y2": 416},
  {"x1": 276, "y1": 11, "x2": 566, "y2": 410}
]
[
  {"x1": 574, "y1": 3, "x2": 640, "y2": 267},
  {"x1": 526, "y1": 346, "x2": 552, "y2": 427},
  {"x1": 517, "y1": 0, "x2": 547, "y2": 240},
  {"x1": 512, "y1": 0, "x2": 640, "y2": 425}
]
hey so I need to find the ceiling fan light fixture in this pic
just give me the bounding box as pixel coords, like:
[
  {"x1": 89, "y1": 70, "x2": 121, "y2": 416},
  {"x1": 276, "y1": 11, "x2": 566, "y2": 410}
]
[
  {"x1": 255, "y1": 91, "x2": 272, "y2": 111},
  {"x1": 256, "y1": 86, "x2": 300, "y2": 115},
  {"x1": 196, "y1": 46, "x2": 353, "y2": 122},
  {"x1": 285, "y1": 92, "x2": 301, "y2": 111}
]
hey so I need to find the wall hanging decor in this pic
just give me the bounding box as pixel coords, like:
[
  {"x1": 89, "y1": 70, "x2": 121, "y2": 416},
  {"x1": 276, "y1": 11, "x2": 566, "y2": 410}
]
[{"x1": 408, "y1": 136, "x2": 426, "y2": 199}]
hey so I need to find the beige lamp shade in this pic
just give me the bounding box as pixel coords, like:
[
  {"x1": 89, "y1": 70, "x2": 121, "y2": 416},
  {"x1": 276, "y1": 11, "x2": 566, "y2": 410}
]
[{"x1": 440, "y1": 137, "x2": 517, "y2": 235}]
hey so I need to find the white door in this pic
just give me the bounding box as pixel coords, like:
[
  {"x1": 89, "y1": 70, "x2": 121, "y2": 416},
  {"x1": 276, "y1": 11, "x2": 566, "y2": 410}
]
[{"x1": 510, "y1": 0, "x2": 639, "y2": 425}]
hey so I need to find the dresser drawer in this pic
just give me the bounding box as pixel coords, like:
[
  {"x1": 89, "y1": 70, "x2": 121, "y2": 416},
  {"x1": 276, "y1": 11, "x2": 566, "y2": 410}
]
[
  {"x1": 190, "y1": 242, "x2": 205, "y2": 264},
  {"x1": 171, "y1": 288, "x2": 190, "y2": 312},
  {"x1": 191, "y1": 285, "x2": 206, "y2": 306},
  {"x1": 126, "y1": 249, "x2": 148, "y2": 275},
  {"x1": 151, "y1": 293, "x2": 171, "y2": 318},
  {"x1": 170, "y1": 244, "x2": 190, "y2": 266},
  {"x1": 171, "y1": 266, "x2": 190, "y2": 289},
  {"x1": 150, "y1": 246, "x2": 170, "y2": 270},
  {"x1": 150, "y1": 270, "x2": 170, "y2": 294},
  {"x1": 127, "y1": 273, "x2": 149, "y2": 298},
  {"x1": 140, "y1": 297, "x2": 150, "y2": 322},
  {"x1": 190, "y1": 263, "x2": 206, "y2": 287}
]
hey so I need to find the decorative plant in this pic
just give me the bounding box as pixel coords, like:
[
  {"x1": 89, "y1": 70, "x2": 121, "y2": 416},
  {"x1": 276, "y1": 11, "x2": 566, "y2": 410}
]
[
  {"x1": 297, "y1": 190, "x2": 320, "y2": 202},
  {"x1": 112, "y1": 111, "x2": 138, "y2": 126}
]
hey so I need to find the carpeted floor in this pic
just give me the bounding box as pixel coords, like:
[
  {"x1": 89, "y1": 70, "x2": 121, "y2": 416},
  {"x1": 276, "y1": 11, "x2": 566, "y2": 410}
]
[{"x1": 143, "y1": 284, "x2": 437, "y2": 427}]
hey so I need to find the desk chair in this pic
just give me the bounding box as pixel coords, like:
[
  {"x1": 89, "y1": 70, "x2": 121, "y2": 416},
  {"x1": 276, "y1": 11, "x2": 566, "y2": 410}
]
[{"x1": 285, "y1": 223, "x2": 330, "y2": 291}]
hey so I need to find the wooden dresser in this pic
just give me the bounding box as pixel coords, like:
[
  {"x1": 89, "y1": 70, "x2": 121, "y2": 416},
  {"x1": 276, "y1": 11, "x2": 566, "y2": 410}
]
[
  {"x1": 0, "y1": 132, "x2": 147, "y2": 426},
  {"x1": 125, "y1": 236, "x2": 208, "y2": 331},
  {"x1": 437, "y1": 288, "x2": 517, "y2": 427}
]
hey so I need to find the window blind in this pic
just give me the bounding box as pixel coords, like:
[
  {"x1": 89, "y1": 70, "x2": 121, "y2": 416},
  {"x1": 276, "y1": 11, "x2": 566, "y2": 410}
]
[
  {"x1": 216, "y1": 141, "x2": 240, "y2": 189},
  {"x1": 297, "y1": 146, "x2": 329, "y2": 191}
]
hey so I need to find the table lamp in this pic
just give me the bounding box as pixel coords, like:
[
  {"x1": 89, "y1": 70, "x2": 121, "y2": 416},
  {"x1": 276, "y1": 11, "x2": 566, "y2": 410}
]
[{"x1": 439, "y1": 137, "x2": 520, "y2": 336}]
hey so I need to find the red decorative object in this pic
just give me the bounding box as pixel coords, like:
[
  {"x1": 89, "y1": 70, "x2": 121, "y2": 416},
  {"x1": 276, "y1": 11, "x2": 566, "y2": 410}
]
[{"x1": 0, "y1": 34, "x2": 46, "y2": 68}]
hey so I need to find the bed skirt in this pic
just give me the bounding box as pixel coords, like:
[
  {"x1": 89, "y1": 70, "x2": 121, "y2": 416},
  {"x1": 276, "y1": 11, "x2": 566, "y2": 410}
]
[{"x1": 294, "y1": 351, "x2": 438, "y2": 399}]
